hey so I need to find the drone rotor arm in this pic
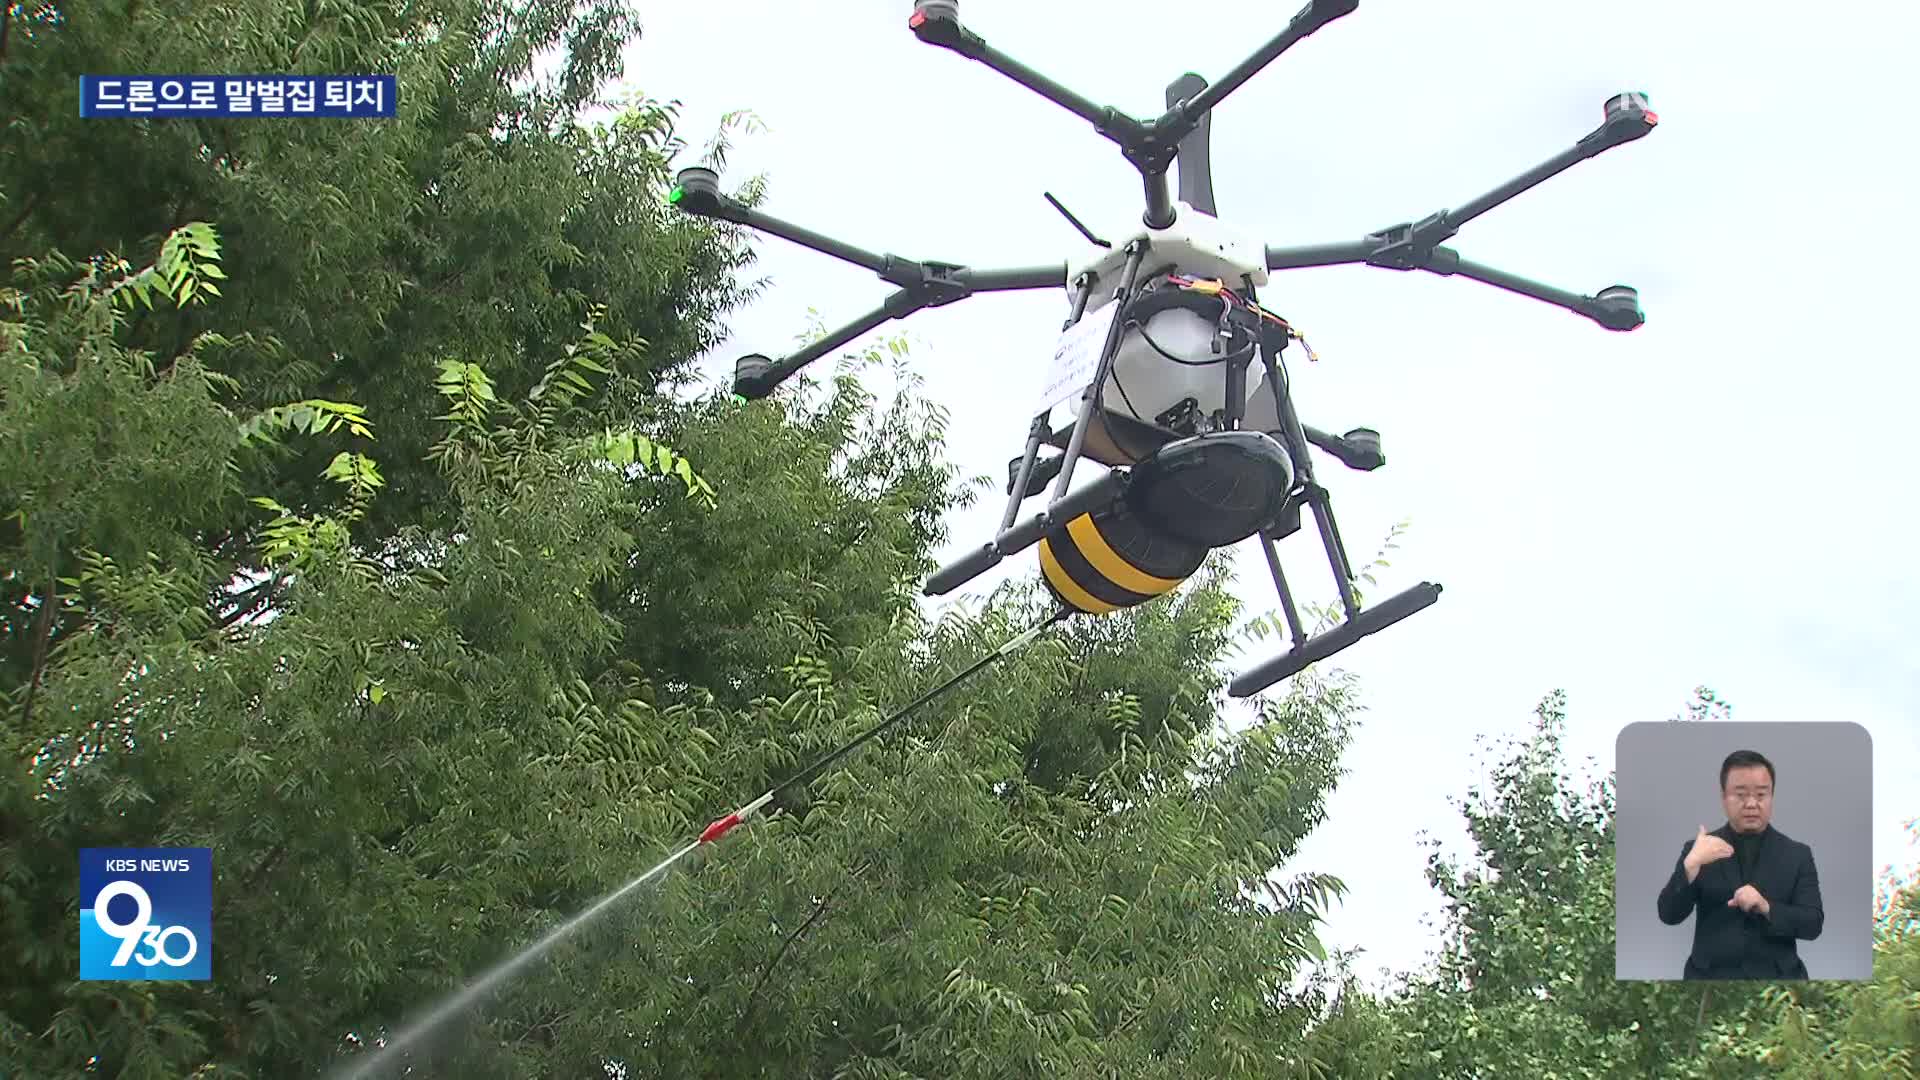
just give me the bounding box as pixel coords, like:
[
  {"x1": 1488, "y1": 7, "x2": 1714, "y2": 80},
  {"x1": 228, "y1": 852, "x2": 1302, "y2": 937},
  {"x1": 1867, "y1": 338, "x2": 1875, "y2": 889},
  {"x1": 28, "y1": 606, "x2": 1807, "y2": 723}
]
[
  {"x1": 1180, "y1": 0, "x2": 1360, "y2": 122},
  {"x1": 909, "y1": 1, "x2": 1124, "y2": 135},
  {"x1": 911, "y1": 1, "x2": 1203, "y2": 228},
  {"x1": 670, "y1": 167, "x2": 891, "y2": 275},
  {"x1": 673, "y1": 165, "x2": 1074, "y2": 399},
  {"x1": 674, "y1": 169, "x2": 1066, "y2": 295},
  {"x1": 1300, "y1": 424, "x2": 1384, "y2": 471},
  {"x1": 727, "y1": 263, "x2": 1070, "y2": 400},
  {"x1": 721, "y1": 207, "x2": 889, "y2": 276},
  {"x1": 729, "y1": 302, "x2": 904, "y2": 401},
  {"x1": 1258, "y1": 94, "x2": 1657, "y2": 326},
  {"x1": 1429, "y1": 251, "x2": 1645, "y2": 331},
  {"x1": 1353, "y1": 93, "x2": 1659, "y2": 273},
  {"x1": 959, "y1": 264, "x2": 1071, "y2": 292},
  {"x1": 1431, "y1": 92, "x2": 1661, "y2": 236},
  {"x1": 1442, "y1": 144, "x2": 1587, "y2": 235},
  {"x1": 1261, "y1": 235, "x2": 1641, "y2": 329},
  {"x1": 1264, "y1": 241, "x2": 1377, "y2": 270}
]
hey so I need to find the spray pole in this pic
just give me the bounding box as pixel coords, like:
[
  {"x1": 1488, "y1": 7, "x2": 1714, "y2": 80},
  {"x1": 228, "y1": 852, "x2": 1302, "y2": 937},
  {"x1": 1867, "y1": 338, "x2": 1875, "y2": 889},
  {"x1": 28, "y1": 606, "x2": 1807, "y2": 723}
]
[
  {"x1": 326, "y1": 609, "x2": 1071, "y2": 1080},
  {"x1": 693, "y1": 607, "x2": 1070, "y2": 848},
  {"x1": 696, "y1": 792, "x2": 774, "y2": 845}
]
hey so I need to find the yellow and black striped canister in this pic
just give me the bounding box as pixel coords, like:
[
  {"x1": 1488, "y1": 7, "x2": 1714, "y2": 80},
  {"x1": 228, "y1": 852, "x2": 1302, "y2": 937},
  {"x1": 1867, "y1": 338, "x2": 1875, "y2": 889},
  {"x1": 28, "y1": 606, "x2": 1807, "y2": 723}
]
[{"x1": 1038, "y1": 498, "x2": 1209, "y2": 615}]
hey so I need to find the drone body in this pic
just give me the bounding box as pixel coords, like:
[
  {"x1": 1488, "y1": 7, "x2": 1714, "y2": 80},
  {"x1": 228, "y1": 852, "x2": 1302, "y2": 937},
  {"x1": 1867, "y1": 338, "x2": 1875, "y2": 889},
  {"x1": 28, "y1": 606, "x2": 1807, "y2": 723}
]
[
  {"x1": 1069, "y1": 200, "x2": 1273, "y2": 434},
  {"x1": 668, "y1": 0, "x2": 1657, "y2": 697},
  {"x1": 1028, "y1": 206, "x2": 1295, "y2": 619}
]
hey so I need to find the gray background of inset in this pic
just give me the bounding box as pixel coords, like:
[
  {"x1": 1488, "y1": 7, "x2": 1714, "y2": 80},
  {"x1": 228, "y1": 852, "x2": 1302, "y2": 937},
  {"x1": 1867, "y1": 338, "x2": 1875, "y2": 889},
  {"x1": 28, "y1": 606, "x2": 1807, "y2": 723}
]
[{"x1": 1614, "y1": 721, "x2": 1874, "y2": 980}]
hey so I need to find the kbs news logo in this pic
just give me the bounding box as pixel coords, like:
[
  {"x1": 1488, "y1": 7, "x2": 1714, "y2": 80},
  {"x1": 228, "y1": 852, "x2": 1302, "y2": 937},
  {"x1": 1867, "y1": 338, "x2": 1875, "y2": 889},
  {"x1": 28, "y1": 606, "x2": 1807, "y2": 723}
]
[{"x1": 79, "y1": 848, "x2": 212, "y2": 981}]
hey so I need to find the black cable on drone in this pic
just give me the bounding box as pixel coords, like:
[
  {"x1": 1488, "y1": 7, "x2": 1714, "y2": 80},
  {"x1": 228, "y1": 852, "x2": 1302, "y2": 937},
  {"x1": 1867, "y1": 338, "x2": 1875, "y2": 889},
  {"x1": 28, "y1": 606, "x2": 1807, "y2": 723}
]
[{"x1": 693, "y1": 605, "x2": 1072, "y2": 845}]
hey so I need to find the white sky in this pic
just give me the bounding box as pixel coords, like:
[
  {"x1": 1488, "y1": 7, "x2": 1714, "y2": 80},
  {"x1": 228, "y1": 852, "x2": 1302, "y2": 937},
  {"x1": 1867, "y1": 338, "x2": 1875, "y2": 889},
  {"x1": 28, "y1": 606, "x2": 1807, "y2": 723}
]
[{"x1": 622, "y1": 0, "x2": 1920, "y2": 985}]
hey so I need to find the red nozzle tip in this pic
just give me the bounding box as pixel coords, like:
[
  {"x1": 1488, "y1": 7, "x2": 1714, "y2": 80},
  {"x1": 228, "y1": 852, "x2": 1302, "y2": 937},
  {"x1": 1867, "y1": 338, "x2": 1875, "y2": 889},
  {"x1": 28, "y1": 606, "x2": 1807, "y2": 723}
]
[
  {"x1": 908, "y1": 11, "x2": 927, "y2": 28},
  {"x1": 699, "y1": 813, "x2": 743, "y2": 844},
  {"x1": 1644, "y1": 111, "x2": 1659, "y2": 125}
]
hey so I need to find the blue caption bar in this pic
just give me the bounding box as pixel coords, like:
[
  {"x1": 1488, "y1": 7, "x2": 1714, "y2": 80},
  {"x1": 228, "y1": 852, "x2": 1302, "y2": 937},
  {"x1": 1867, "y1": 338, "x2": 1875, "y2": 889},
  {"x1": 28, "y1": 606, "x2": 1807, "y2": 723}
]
[{"x1": 79, "y1": 75, "x2": 397, "y2": 118}]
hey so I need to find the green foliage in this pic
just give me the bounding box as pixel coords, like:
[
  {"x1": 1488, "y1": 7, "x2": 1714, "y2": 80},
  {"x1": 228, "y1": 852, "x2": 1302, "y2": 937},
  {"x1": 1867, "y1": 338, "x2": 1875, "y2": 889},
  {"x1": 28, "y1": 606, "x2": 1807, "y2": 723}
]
[
  {"x1": 592, "y1": 580, "x2": 1369, "y2": 1080},
  {"x1": 0, "y1": 228, "x2": 245, "y2": 593},
  {"x1": 110, "y1": 221, "x2": 227, "y2": 310},
  {"x1": 238, "y1": 400, "x2": 376, "y2": 448},
  {"x1": 1, "y1": 45, "x2": 1359, "y2": 1075},
  {"x1": 0, "y1": 218, "x2": 731, "y2": 1076},
  {"x1": 1, "y1": 0, "x2": 761, "y2": 543}
]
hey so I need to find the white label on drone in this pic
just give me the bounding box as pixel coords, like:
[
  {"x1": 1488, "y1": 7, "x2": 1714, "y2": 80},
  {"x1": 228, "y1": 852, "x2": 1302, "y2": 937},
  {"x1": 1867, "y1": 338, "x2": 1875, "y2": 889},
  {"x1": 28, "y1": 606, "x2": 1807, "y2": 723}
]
[{"x1": 1035, "y1": 301, "x2": 1119, "y2": 413}]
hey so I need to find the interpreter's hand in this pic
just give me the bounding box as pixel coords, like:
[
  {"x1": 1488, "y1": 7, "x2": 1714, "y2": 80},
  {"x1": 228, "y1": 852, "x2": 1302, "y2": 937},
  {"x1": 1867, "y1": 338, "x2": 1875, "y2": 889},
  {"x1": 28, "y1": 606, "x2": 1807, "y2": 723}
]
[
  {"x1": 1685, "y1": 824, "x2": 1734, "y2": 871},
  {"x1": 1729, "y1": 884, "x2": 1770, "y2": 916}
]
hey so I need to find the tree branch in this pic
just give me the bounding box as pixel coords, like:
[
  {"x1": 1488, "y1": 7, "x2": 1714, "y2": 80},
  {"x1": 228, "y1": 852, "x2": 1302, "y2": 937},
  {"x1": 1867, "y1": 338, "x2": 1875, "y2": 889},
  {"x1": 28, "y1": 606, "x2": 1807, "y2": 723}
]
[
  {"x1": 735, "y1": 860, "x2": 872, "y2": 1039},
  {"x1": 0, "y1": 190, "x2": 39, "y2": 246},
  {"x1": 18, "y1": 564, "x2": 57, "y2": 731},
  {"x1": 244, "y1": 840, "x2": 290, "y2": 893},
  {"x1": 516, "y1": 1007, "x2": 572, "y2": 1048},
  {"x1": 739, "y1": 897, "x2": 835, "y2": 1025},
  {"x1": 216, "y1": 572, "x2": 289, "y2": 631}
]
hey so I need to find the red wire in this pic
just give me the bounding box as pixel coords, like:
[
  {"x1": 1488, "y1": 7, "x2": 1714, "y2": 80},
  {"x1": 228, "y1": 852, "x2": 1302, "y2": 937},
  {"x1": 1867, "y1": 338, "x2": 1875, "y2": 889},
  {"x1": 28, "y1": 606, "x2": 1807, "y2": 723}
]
[{"x1": 1167, "y1": 274, "x2": 1295, "y2": 332}]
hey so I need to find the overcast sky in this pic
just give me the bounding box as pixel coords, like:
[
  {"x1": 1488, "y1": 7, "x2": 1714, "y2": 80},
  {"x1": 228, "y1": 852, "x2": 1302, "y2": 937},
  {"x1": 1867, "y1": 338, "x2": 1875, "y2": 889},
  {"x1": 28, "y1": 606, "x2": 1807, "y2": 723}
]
[{"x1": 620, "y1": 0, "x2": 1919, "y2": 985}]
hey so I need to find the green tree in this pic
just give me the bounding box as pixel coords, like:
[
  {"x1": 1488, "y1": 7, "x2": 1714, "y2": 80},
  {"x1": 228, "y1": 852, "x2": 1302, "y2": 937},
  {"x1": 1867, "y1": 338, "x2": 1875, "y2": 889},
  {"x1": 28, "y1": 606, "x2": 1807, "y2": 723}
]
[
  {"x1": 1382, "y1": 689, "x2": 1766, "y2": 1079},
  {"x1": 0, "y1": 0, "x2": 759, "y2": 553},
  {"x1": 0, "y1": 222, "x2": 724, "y2": 1077},
  {"x1": 1272, "y1": 948, "x2": 1412, "y2": 1079},
  {"x1": 0, "y1": 222, "x2": 1373, "y2": 1077}
]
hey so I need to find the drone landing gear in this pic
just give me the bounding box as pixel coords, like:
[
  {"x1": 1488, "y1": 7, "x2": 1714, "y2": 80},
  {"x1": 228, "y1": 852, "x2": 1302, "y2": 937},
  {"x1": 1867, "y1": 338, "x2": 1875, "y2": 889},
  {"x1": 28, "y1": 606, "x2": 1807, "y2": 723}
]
[
  {"x1": 1229, "y1": 294, "x2": 1440, "y2": 697},
  {"x1": 928, "y1": 243, "x2": 1156, "y2": 596},
  {"x1": 1235, "y1": 487, "x2": 1442, "y2": 698},
  {"x1": 925, "y1": 462, "x2": 1131, "y2": 596}
]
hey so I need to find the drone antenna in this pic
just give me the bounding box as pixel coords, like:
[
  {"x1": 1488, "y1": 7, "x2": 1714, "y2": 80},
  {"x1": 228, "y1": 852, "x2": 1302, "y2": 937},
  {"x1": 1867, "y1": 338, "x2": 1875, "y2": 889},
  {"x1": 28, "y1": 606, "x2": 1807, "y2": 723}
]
[{"x1": 1043, "y1": 192, "x2": 1111, "y2": 249}]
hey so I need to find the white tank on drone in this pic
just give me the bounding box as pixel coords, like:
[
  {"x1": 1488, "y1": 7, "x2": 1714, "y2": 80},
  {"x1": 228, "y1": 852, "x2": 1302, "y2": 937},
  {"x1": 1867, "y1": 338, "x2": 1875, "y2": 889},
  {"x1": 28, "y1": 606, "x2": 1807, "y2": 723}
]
[
  {"x1": 1067, "y1": 201, "x2": 1275, "y2": 431},
  {"x1": 1099, "y1": 296, "x2": 1264, "y2": 424}
]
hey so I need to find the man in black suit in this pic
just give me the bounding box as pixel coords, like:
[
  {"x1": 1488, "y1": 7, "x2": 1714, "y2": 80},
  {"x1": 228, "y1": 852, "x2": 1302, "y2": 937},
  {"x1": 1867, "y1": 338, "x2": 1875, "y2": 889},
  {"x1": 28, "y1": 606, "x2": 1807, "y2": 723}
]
[{"x1": 1656, "y1": 749, "x2": 1824, "y2": 979}]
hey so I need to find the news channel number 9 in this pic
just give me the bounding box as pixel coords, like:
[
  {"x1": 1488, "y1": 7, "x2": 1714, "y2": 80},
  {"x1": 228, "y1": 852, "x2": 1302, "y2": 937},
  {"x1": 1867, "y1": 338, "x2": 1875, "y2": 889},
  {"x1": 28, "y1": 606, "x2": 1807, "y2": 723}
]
[{"x1": 79, "y1": 848, "x2": 212, "y2": 981}]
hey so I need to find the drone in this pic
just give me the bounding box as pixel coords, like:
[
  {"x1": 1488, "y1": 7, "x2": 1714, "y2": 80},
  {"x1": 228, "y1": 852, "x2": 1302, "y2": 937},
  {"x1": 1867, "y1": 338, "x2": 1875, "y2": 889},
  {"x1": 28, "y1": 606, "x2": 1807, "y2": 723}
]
[{"x1": 667, "y1": 0, "x2": 1656, "y2": 699}]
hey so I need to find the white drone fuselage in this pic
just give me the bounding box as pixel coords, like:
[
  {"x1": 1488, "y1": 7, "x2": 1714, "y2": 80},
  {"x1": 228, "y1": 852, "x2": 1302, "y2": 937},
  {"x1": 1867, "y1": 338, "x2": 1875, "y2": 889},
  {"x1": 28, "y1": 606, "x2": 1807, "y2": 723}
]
[{"x1": 1065, "y1": 202, "x2": 1273, "y2": 433}]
